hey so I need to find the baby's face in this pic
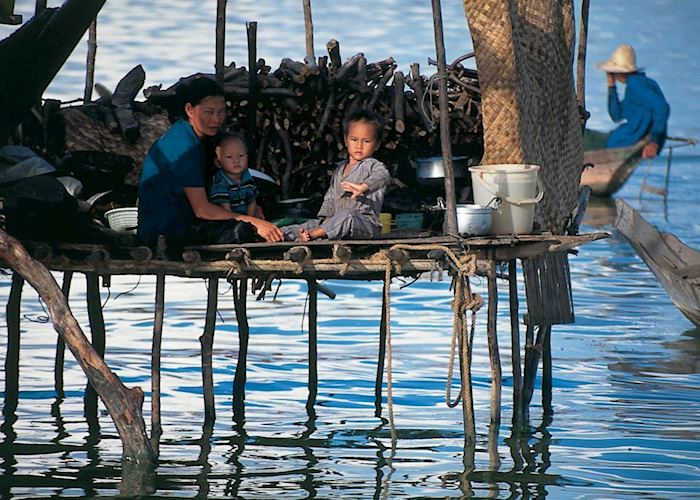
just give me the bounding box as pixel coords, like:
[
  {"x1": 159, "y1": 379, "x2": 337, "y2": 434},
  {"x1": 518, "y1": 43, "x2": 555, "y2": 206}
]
[
  {"x1": 345, "y1": 121, "x2": 379, "y2": 165},
  {"x1": 216, "y1": 139, "x2": 248, "y2": 178}
]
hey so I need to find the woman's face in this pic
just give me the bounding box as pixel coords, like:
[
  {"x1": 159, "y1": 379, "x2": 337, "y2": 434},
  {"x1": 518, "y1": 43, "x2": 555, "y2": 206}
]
[{"x1": 185, "y1": 95, "x2": 226, "y2": 138}]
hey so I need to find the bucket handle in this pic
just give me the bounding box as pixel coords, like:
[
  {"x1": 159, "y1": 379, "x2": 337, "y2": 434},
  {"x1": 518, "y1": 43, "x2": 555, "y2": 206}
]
[{"x1": 475, "y1": 173, "x2": 544, "y2": 206}]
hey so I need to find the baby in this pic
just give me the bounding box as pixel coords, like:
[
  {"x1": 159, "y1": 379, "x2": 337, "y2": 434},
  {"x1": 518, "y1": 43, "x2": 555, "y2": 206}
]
[
  {"x1": 208, "y1": 132, "x2": 264, "y2": 218},
  {"x1": 283, "y1": 109, "x2": 391, "y2": 241}
]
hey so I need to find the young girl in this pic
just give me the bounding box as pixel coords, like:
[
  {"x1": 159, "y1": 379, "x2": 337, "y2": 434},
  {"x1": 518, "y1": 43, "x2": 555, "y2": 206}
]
[
  {"x1": 282, "y1": 108, "x2": 391, "y2": 241},
  {"x1": 208, "y1": 132, "x2": 264, "y2": 218}
]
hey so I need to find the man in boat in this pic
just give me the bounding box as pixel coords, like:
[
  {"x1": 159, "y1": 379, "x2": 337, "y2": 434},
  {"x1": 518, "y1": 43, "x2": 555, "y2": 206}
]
[{"x1": 596, "y1": 44, "x2": 670, "y2": 159}]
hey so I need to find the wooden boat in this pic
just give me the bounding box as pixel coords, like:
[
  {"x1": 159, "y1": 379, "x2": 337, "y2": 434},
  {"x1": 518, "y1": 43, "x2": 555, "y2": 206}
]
[
  {"x1": 581, "y1": 130, "x2": 648, "y2": 196},
  {"x1": 615, "y1": 199, "x2": 700, "y2": 327}
]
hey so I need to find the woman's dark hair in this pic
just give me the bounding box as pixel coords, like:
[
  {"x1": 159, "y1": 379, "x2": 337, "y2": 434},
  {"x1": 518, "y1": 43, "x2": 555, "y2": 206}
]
[
  {"x1": 343, "y1": 108, "x2": 384, "y2": 142},
  {"x1": 177, "y1": 76, "x2": 225, "y2": 107}
]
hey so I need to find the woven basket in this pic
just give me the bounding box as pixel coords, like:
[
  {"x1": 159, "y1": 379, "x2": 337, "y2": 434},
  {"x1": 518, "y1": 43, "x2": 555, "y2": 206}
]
[{"x1": 104, "y1": 207, "x2": 138, "y2": 233}]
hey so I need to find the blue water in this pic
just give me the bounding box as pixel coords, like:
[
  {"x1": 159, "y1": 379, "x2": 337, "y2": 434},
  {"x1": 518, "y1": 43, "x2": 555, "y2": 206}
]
[{"x1": 2, "y1": 1, "x2": 700, "y2": 498}]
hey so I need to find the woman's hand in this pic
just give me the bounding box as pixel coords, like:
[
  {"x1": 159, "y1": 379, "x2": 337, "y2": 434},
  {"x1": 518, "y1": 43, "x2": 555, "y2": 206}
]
[
  {"x1": 341, "y1": 181, "x2": 368, "y2": 199},
  {"x1": 607, "y1": 72, "x2": 615, "y2": 87},
  {"x1": 247, "y1": 218, "x2": 285, "y2": 242},
  {"x1": 642, "y1": 142, "x2": 660, "y2": 159}
]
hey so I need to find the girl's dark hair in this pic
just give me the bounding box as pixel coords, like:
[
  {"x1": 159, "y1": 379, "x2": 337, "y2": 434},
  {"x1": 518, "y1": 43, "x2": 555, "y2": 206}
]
[
  {"x1": 177, "y1": 76, "x2": 225, "y2": 107},
  {"x1": 342, "y1": 108, "x2": 384, "y2": 141}
]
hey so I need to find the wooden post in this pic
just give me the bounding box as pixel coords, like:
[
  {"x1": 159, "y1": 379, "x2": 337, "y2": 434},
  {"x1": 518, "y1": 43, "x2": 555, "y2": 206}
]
[
  {"x1": 306, "y1": 280, "x2": 318, "y2": 415},
  {"x1": 576, "y1": 0, "x2": 590, "y2": 130},
  {"x1": 302, "y1": 0, "x2": 315, "y2": 64},
  {"x1": 150, "y1": 273, "x2": 165, "y2": 455},
  {"x1": 542, "y1": 324, "x2": 553, "y2": 416},
  {"x1": 430, "y1": 0, "x2": 457, "y2": 235},
  {"x1": 522, "y1": 323, "x2": 548, "y2": 418},
  {"x1": 232, "y1": 279, "x2": 250, "y2": 424},
  {"x1": 55, "y1": 271, "x2": 73, "y2": 396},
  {"x1": 86, "y1": 273, "x2": 106, "y2": 410},
  {"x1": 215, "y1": 0, "x2": 227, "y2": 86},
  {"x1": 34, "y1": 0, "x2": 47, "y2": 15},
  {"x1": 508, "y1": 260, "x2": 523, "y2": 427},
  {"x1": 486, "y1": 260, "x2": 501, "y2": 426},
  {"x1": 246, "y1": 22, "x2": 258, "y2": 169},
  {"x1": 201, "y1": 278, "x2": 218, "y2": 425},
  {"x1": 2, "y1": 273, "x2": 23, "y2": 437},
  {"x1": 0, "y1": 230, "x2": 156, "y2": 464},
  {"x1": 84, "y1": 21, "x2": 97, "y2": 103},
  {"x1": 374, "y1": 278, "x2": 389, "y2": 417}
]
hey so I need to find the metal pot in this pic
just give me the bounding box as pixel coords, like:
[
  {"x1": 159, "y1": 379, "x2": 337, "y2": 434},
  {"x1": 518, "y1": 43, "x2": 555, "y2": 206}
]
[
  {"x1": 415, "y1": 156, "x2": 469, "y2": 180},
  {"x1": 456, "y1": 204, "x2": 492, "y2": 236}
]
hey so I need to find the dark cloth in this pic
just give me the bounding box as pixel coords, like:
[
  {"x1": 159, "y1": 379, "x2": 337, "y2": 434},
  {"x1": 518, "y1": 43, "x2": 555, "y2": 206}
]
[
  {"x1": 137, "y1": 119, "x2": 206, "y2": 248},
  {"x1": 606, "y1": 72, "x2": 670, "y2": 149},
  {"x1": 164, "y1": 219, "x2": 262, "y2": 257},
  {"x1": 208, "y1": 168, "x2": 259, "y2": 215}
]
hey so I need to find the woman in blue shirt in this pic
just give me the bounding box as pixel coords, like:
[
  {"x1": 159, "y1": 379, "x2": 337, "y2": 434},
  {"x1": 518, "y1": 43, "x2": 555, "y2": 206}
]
[
  {"x1": 596, "y1": 44, "x2": 670, "y2": 159},
  {"x1": 137, "y1": 77, "x2": 284, "y2": 249}
]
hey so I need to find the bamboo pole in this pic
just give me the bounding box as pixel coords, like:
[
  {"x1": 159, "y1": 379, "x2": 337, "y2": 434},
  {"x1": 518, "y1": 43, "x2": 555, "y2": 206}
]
[
  {"x1": 55, "y1": 271, "x2": 72, "y2": 396},
  {"x1": 374, "y1": 278, "x2": 389, "y2": 417},
  {"x1": 201, "y1": 278, "x2": 218, "y2": 424},
  {"x1": 34, "y1": 0, "x2": 47, "y2": 15},
  {"x1": 430, "y1": 0, "x2": 457, "y2": 235},
  {"x1": 246, "y1": 22, "x2": 258, "y2": 168},
  {"x1": 232, "y1": 279, "x2": 250, "y2": 424},
  {"x1": 150, "y1": 273, "x2": 165, "y2": 455},
  {"x1": 86, "y1": 273, "x2": 106, "y2": 409},
  {"x1": 306, "y1": 279, "x2": 318, "y2": 415},
  {"x1": 508, "y1": 260, "x2": 523, "y2": 427},
  {"x1": 215, "y1": 0, "x2": 227, "y2": 86},
  {"x1": 83, "y1": 21, "x2": 97, "y2": 103},
  {"x1": 302, "y1": 0, "x2": 315, "y2": 64}
]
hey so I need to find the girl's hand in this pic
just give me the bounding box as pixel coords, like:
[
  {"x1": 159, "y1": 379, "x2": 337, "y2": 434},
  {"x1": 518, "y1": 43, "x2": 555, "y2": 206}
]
[
  {"x1": 341, "y1": 181, "x2": 368, "y2": 199},
  {"x1": 607, "y1": 73, "x2": 615, "y2": 87}
]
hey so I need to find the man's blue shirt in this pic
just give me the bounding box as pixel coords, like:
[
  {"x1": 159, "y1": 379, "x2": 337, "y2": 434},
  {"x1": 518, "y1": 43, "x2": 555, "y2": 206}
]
[{"x1": 606, "y1": 72, "x2": 670, "y2": 149}]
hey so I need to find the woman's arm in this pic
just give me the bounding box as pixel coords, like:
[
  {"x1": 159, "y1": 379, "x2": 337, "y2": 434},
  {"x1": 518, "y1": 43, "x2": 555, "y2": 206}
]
[{"x1": 185, "y1": 187, "x2": 285, "y2": 242}]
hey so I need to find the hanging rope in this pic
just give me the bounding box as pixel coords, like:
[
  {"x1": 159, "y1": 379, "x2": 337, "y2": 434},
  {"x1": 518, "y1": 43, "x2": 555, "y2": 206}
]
[{"x1": 382, "y1": 257, "x2": 398, "y2": 444}]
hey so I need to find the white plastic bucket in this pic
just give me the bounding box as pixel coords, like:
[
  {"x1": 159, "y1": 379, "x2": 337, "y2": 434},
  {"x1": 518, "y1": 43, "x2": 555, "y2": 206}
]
[{"x1": 469, "y1": 164, "x2": 543, "y2": 234}]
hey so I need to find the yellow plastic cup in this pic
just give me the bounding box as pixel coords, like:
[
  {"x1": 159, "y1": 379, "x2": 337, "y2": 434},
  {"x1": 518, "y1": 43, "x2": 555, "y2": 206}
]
[{"x1": 379, "y1": 212, "x2": 392, "y2": 234}]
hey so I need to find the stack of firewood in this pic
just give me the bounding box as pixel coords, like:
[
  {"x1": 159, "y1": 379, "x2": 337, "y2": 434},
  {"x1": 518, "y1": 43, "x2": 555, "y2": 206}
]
[{"x1": 142, "y1": 40, "x2": 483, "y2": 200}]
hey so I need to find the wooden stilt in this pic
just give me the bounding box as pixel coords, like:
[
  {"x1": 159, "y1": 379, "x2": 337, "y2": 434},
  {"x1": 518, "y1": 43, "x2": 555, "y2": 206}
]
[
  {"x1": 0, "y1": 230, "x2": 156, "y2": 464},
  {"x1": 246, "y1": 22, "x2": 258, "y2": 168},
  {"x1": 541, "y1": 324, "x2": 553, "y2": 416},
  {"x1": 150, "y1": 273, "x2": 165, "y2": 455},
  {"x1": 522, "y1": 323, "x2": 549, "y2": 418},
  {"x1": 2, "y1": 273, "x2": 23, "y2": 438},
  {"x1": 508, "y1": 260, "x2": 523, "y2": 427},
  {"x1": 85, "y1": 273, "x2": 106, "y2": 418},
  {"x1": 215, "y1": 0, "x2": 227, "y2": 86},
  {"x1": 83, "y1": 21, "x2": 97, "y2": 103},
  {"x1": 201, "y1": 278, "x2": 218, "y2": 425},
  {"x1": 232, "y1": 279, "x2": 249, "y2": 424},
  {"x1": 306, "y1": 280, "x2": 318, "y2": 415},
  {"x1": 302, "y1": 0, "x2": 315, "y2": 64},
  {"x1": 486, "y1": 260, "x2": 501, "y2": 426},
  {"x1": 374, "y1": 278, "x2": 388, "y2": 417},
  {"x1": 430, "y1": 0, "x2": 458, "y2": 235},
  {"x1": 55, "y1": 271, "x2": 73, "y2": 396}
]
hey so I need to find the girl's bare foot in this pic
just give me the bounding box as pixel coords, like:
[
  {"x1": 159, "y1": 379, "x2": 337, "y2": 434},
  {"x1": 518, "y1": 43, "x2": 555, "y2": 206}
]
[{"x1": 298, "y1": 228, "x2": 311, "y2": 241}]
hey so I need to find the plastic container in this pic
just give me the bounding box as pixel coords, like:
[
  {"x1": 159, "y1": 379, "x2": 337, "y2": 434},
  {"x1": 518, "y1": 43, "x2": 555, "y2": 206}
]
[
  {"x1": 469, "y1": 164, "x2": 543, "y2": 234},
  {"x1": 379, "y1": 212, "x2": 392, "y2": 234},
  {"x1": 104, "y1": 207, "x2": 138, "y2": 233},
  {"x1": 394, "y1": 212, "x2": 424, "y2": 230}
]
